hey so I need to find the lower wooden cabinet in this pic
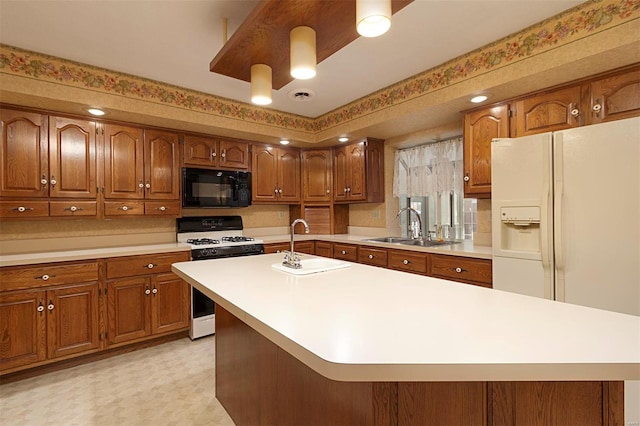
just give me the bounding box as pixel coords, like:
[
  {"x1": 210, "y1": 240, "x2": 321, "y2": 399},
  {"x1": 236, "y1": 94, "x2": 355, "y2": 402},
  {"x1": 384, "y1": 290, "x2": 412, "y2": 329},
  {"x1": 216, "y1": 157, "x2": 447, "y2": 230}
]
[
  {"x1": 430, "y1": 254, "x2": 492, "y2": 287},
  {"x1": 333, "y1": 243, "x2": 358, "y2": 261},
  {"x1": 314, "y1": 241, "x2": 333, "y2": 258},
  {"x1": 388, "y1": 250, "x2": 428, "y2": 274},
  {"x1": 264, "y1": 241, "x2": 315, "y2": 255},
  {"x1": 357, "y1": 246, "x2": 388, "y2": 267}
]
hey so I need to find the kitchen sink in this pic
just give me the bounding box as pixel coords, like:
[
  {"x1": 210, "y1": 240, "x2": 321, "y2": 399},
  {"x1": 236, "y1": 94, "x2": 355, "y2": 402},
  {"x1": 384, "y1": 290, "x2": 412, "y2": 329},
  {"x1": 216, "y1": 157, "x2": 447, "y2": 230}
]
[
  {"x1": 362, "y1": 236, "x2": 459, "y2": 247},
  {"x1": 362, "y1": 236, "x2": 413, "y2": 244}
]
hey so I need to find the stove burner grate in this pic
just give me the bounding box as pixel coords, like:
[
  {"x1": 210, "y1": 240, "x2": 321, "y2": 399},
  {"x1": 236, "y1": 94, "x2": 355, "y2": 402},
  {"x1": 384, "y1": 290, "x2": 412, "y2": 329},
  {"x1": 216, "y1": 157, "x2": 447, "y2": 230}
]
[
  {"x1": 221, "y1": 236, "x2": 255, "y2": 243},
  {"x1": 186, "y1": 238, "x2": 220, "y2": 245}
]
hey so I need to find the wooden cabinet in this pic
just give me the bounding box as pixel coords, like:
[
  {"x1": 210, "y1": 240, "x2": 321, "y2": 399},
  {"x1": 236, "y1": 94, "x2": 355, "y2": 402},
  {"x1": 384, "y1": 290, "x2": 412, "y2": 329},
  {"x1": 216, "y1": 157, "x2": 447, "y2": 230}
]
[
  {"x1": 513, "y1": 86, "x2": 582, "y2": 137},
  {"x1": 357, "y1": 246, "x2": 388, "y2": 267},
  {"x1": 430, "y1": 254, "x2": 492, "y2": 288},
  {"x1": 264, "y1": 241, "x2": 314, "y2": 255},
  {"x1": 333, "y1": 243, "x2": 357, "y2": 262},
  {"x1": 302, "y1": 149, "x2": 332, "y2": 203},
  {"x1": 314, "y1": 241, "x2": 333, "y2": 258},
  {"x1": 183, "y1": 135, "x2": 249, "y2": 170},
  {"x1": 252, "y1": 145, "x2": 300, "y2": 203},
  {"x1": 103, "y1": 125, "x2": 180, "y2": 217},
  {"x1": 0, "y1": 260, "x2": 100, "y2": 374},
  {"x1": 587, "y1": 68, "x2": 640, "y2": 124},
  {"x1": 463, "y1": 104, "x2": 509, "y2": 198},
  {"x1": 333, "y1": 138, "x2": 384, "y2": 203},
  {"x1": 105, "y1": 252, "x2": 190, "y2": 347},
  {"x1": 388, "y1": 250, "x2": 428, "y2": 274}
]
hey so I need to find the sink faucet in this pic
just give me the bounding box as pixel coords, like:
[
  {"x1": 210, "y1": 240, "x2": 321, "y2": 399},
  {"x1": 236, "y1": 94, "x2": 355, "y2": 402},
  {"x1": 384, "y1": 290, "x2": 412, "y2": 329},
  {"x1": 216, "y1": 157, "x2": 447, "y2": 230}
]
[
  {"x1": 396, "y1": 207, "x2": 422, "y2": 239},
  {"x1": 282, "y1": 218, "x2": 310, "y2": 269}
]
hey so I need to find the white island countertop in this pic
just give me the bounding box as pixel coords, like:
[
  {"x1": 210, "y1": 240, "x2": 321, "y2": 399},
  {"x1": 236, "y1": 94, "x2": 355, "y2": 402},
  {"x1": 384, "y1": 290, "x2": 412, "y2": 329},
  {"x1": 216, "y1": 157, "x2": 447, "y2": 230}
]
[{"x1": 172, "y1": 253, "x2": 640, "y2": 382}]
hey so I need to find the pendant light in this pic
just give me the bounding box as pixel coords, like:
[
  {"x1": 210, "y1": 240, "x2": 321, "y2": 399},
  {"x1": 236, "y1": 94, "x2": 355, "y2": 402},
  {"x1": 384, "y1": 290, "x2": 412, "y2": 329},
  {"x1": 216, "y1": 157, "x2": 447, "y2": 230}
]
[
  {"x1": 356, "y1": 0, "x2": 392, "y2": 38},
  {"x1": 251, "y1": 64, "x2": 272, "y2": 105},
  {"x1": 290, "y1": 26, "x2": 317, "y2": 80}
]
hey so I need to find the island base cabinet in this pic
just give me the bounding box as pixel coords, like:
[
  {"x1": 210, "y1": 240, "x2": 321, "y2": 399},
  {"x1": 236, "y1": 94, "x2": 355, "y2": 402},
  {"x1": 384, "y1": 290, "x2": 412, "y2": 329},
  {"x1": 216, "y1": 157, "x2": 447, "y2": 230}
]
[{"x1": 215, "y1": 305, "x2": 624, "y2": 426}]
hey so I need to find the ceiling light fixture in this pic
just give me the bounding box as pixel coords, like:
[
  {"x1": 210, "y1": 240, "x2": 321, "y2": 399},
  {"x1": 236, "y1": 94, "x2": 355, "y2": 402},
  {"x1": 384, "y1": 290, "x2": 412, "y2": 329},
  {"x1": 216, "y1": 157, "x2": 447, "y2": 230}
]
[
  {"x1": 251, "y1": 64, "x2": 272, "y2": 105},
  {"x1": 87, "y1": 108, "x2": 106, "y2": 116},
  {"x1": 356, "y1": 0, "x2": 392, "y2": 38},
  {"x1": 338, "y1": 137, "x2": 349, "y2": 142},
  {"x1": 280, "y1": 139, "x2": 290, "y2": 145},
  {"x1": 470, "y1": 95, "x2": 488, "y2": 104},
  {"x1": 290, "y1": 26, "x2": 317, "y2": 80}
]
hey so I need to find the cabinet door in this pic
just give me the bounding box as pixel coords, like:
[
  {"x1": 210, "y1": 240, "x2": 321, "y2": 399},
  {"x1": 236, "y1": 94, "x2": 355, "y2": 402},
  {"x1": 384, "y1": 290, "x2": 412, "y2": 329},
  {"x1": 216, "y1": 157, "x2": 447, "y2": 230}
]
[
  {"x1": 252, "y1": 146, "x2": 278, "y2": 202},
  {"x1": 588, "y1": 68, "x2": 640, "y2": 124},
  {"x1": 303, "y1": 150, "x2": 332, "y2": 203},
  {"x1": 0, "y1": 290, "x2": 47, "y2": 371},
  {"x1": 219, "y1": 139, "x2": 249, "y2": 170},
  {"x1": 346, "y1": 143, "x2": 366, "y2": 201},
  {"x1": 0, "y1": 109, "x2": 49, "y2": 198},
  {"x1": 264, "y1": 242, "x2": 290, "y2": 254},
  {"x1": 183, "y1": 135, "x2": 218, "y2": 167},
  {"x1": 151, "y1": 273, "x2": 190, "y2": 335},
  {"x1": 103, "y1": 124, "x2": 144, "y2": 199},
  {"x1": 49, "y1": 116, "x2": 97, "y2": 199},
  {"x1": 463, "y1": 104, "x2": 509, "y2": 197},
  {"x1": 277, "y1": 147, "x2": 301, "y2": 203},
  {"x1": 513, "y1": 86, "x2": 581, "y2": 137},
  {"x1": 47, "y1": 283, "x2": 100, "y2": 359},
  {"x1": 333, "y1": 146, "x2": 349, "y2": 202},
  {"x1": 144, "y1": 129, "x2": 180, "y2": 200},
  {"x1": 107, "y1": 277, "x2": 151, "y2": 345},
  {"x1": 314, "y1": 241, "x2": 333, "y2": 258}
]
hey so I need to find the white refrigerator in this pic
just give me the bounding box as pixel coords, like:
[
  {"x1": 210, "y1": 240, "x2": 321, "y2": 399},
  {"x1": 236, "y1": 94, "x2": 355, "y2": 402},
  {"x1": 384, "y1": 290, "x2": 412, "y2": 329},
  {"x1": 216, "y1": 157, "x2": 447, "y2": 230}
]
[{"x1": 491, "y1": 116, "x2": 640, "y2": 424}]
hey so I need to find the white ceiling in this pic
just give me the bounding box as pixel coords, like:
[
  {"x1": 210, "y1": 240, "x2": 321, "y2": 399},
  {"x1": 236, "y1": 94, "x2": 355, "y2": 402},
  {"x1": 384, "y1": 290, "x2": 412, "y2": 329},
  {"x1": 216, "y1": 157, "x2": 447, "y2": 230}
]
[{"x1": 0, "y1": 0, "x2": 583, "y2": 118}]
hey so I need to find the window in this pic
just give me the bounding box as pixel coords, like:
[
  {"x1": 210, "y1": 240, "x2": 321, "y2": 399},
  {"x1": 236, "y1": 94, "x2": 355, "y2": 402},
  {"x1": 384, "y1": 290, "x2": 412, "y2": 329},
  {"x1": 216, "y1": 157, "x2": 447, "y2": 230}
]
[{"x1": 393, "y1": 137, "x2": 477, "y2": 240}]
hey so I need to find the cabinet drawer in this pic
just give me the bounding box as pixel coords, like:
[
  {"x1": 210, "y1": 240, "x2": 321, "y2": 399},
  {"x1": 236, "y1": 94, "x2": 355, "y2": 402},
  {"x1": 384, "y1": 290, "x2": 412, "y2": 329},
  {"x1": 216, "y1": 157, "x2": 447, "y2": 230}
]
[
  {"x1": 358, "y1": 246, "x2": 388, "y2": 267},
  {"x1": 49, "y1": 201, "x2": 97, "y2": 217},
  {"x1": 104, "y1": 200, "x2": 145, "y2": 216},
  {"x1": 314, "y1": 241, "x2": 333, "y2": 258},
  {"x1": 0, "y1": 201, "x2": 49, "y2": 218},
  {"x1": 388, "y1": 250, "x2": 428, "y2": 274},
  {"x1": 106, "y1": 252, "x2": 190, "y2": 279},
  {"x1": 0, "y1": 261, "x2": 99, "y2": 292},
  {"x1": 431, "y1": 254, "x2": 492, "y2": 286},
  {"x1": 145, "y1": 201, "x2": 181, "y2": 216},
  {"x1": 264, "y1": 243, "x2": 289, "y2": 254},
  {"x1": 333, "y1": 243, "x2": 357, "y2": 261}
]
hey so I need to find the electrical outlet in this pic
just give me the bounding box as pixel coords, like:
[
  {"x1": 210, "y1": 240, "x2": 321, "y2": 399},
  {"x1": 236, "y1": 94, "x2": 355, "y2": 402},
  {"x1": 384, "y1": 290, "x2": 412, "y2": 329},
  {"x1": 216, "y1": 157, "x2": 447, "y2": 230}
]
[
  {"x1": 372, "y1": 210, "x2": 380, "y2": 219},
  {"x1": 279, "y1": 211, "x2": 285, "y2": 219}
]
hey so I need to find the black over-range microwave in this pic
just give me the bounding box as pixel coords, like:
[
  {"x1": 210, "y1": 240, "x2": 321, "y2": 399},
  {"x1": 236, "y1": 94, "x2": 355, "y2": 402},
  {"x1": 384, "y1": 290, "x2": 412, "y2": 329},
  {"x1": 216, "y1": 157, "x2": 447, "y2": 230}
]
[{"x1": 182, "y1": 168, "x2": 252, "y2": 208}]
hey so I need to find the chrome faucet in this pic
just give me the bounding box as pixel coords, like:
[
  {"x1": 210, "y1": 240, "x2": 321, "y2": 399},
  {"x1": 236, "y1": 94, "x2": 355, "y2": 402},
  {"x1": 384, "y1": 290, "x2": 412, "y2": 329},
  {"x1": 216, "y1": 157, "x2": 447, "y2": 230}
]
[
  {"x1": 282, "y1": 218, "x2": 310, "y2": 269},
  {"x1": 396, "y1": 207, "x2": 422, "y2": 239}
]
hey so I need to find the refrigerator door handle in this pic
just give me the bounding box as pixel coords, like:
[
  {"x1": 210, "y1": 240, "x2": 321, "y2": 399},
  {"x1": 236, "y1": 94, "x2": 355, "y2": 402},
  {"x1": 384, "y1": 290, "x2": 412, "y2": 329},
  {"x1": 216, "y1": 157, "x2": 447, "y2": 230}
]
[
  {"x1": 554, "y1": 134, "x2": 566, "y2": 302},
  {"x1": 540, "y1": 135, "x2": 554, "y2": 299}
]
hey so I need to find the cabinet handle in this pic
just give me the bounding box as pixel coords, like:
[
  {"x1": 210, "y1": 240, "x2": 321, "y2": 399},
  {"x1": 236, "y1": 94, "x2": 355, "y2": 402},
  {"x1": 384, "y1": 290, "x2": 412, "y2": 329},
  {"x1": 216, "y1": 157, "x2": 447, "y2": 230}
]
[
  {"x1": 344, "y1": 187, "x2": 348, "y2": 193},
  {"x1": 274, "y1": 187, "x2": 279, "y2": 194},
  {"x1": 463, "y1": 174, "x2": 470, "y2": 182},
  {"x1": 65, "y1": 206, "x2": 84, "y2": 212},
  {"x1": 13, "y1": 206, "x2": 34, "y2": 212},
  {"x1": 592, "y1": 101, "x2": 602, "y2": 114},
  {"x1": 37, "y1": 301, "x2": 44, "y2": 313},
  {"x1": 221, "y1": 149, "x2": 226, "y2": 158},
  {"x1": 341, "y1": 250, "x2": 347, "y2": 255},
  {"x1": 152, "y1": 287, "x2": 158, "y2": 295},
  {"x1": 47, "y1": 300, "x2": 54, "y2": 311},
  {"x1": 212, "y1": 150, "x2": 217, "y2": 158},
  {"x1": 50, "y1": 176, "x2": 57, "y2": 188},
  {"x1": 139, "y1": 180, "x2": 144, "y2": 189},
  {"x1": 326, "y1": 189, "x2": 330, "y2": 193},
  {"x1": 145, "y1": 182, "x2": 151, "y2": 189},
  {"x1": 118, "y1": 205, "x2": 132, "y2": 211},
  {"x1": 145, "y1": 263, "x2": 156, "y2": 269},
  {"x1": 36, "y1": 274, "x2": 56, "y2": 281},
  {"x1": 403, "y1": 259, "x2": 410, "y2": 265},
  {"x1": 368, "y1": 254, "x2": 374, "y2": 259},
  {"x1": 145, "y1": 287, "x2": 151, "y2": 295},
  {"x1": 347, "y1": 187, "x2": 351, "y2": 193},
  {"x1": 570, "y1": 108, "x2": 580, "y2": 117},
  {"x1": 157, "y1": 206, "x2": 167, "y2": 212},
  {"x1": 41, "y1": 175, "x2": 48, "y2": 186},
  {"x1": 278, "y1": 188, "x2": 283, "y2": 194}
]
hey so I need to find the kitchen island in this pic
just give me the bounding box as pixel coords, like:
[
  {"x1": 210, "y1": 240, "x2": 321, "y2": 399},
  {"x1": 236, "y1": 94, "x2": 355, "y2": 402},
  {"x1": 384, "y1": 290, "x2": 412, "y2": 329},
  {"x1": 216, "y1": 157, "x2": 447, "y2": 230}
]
[{"x1": 172, "y1": 253, "x2": 639, "y2": 425}]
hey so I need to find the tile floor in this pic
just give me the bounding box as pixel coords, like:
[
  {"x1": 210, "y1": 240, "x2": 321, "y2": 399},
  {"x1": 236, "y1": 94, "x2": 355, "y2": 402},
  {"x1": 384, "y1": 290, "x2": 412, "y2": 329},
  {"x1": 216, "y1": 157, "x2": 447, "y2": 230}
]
[{"x1": 0, "y1": 337, "x2": 235, "y2": 426}]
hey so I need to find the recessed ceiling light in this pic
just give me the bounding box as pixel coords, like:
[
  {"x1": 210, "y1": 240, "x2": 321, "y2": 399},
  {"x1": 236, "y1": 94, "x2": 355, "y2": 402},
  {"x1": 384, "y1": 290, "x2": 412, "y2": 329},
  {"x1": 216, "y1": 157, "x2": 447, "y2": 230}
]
[
  {"x1": 470, "y1": 95, "x2": 488, "y2": 104},
  {"x1": 279, "y1": 139, "x2": 290, "y2": 145},
  {"x1": 338, "y1": 137, "x2": 349, "y2": 143},
  {"x1": 87, "y1": 108, "x2": 106, "y2": 116}
]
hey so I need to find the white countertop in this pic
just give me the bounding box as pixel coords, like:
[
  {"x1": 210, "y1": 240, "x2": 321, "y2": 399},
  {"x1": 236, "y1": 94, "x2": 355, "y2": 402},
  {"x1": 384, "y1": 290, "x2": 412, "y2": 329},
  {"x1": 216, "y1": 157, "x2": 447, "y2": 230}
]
[
  {"x1": 172, "y1": 253, "x2": 640, "y2": 382},
  {"x1": 258, "y1": 234, "x2": 493, "y2": 259},
  {"x1": 0, "y1": 243, "x2": 191, "y2": 267}
]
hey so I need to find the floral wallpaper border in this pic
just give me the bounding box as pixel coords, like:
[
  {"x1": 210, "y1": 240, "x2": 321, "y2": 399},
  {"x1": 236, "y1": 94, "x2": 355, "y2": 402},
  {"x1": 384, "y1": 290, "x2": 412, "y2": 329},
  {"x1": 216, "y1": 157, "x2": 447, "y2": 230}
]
[{"x1": 0, "y1": 0, "x2": 638, "y2": 135}]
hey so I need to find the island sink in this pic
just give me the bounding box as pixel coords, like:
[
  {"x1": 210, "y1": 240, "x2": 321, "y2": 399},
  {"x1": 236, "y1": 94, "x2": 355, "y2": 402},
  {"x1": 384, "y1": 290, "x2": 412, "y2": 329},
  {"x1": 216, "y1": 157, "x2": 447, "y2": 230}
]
[{"x1": 272, "y1": 257, "x2": 351, "y2": 275}]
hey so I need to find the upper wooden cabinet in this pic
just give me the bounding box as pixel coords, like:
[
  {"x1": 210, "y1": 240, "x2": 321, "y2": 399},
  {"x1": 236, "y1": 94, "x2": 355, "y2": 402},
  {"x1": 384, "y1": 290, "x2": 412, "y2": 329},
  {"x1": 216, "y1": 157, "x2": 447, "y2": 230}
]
[
  {"x1": 463, "y1": 104, "x2": 509, "y2": 198},
  {"x1": 144, "y1": 129, "x2": 180, "y2": 200},
  {"x1": 512, "y1": 86, "x2": 582, "y2": 137},
  {"x1": 103, "y1": 123, "x2": 144, "y2": 199},
  {"x1": 252, "y1": 145, "x2": 300, "y2": 203},
  {"x1": 0, "y1": 110, "x2": 96, "y2": 199},
  {"x1": 333, "y1": 138, "x2": 384, "y2": 203},
  {"x1": 587, "y1": 68, "x2": 640, "y2": 124},
  {"x1": 302, "y1": 149, "x2": 332, "y2": 203},
  {"x1": 183, "y1": 135, "x2": 249, "y2": 170}
]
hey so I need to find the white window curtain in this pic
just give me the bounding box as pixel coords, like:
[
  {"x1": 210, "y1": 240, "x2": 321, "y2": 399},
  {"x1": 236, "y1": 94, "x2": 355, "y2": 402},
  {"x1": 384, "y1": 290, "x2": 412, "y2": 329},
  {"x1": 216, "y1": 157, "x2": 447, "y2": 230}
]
[{"x1": 393, "y1": 137, "x2": 464, "y2": 198}]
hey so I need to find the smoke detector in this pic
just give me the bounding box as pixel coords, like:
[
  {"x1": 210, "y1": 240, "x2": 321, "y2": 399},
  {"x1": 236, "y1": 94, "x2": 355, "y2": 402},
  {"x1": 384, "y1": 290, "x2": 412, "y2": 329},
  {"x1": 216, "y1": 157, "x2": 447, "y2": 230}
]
[{"x1": 288, "y1": 88, "x2": 316, "y2": 102}]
